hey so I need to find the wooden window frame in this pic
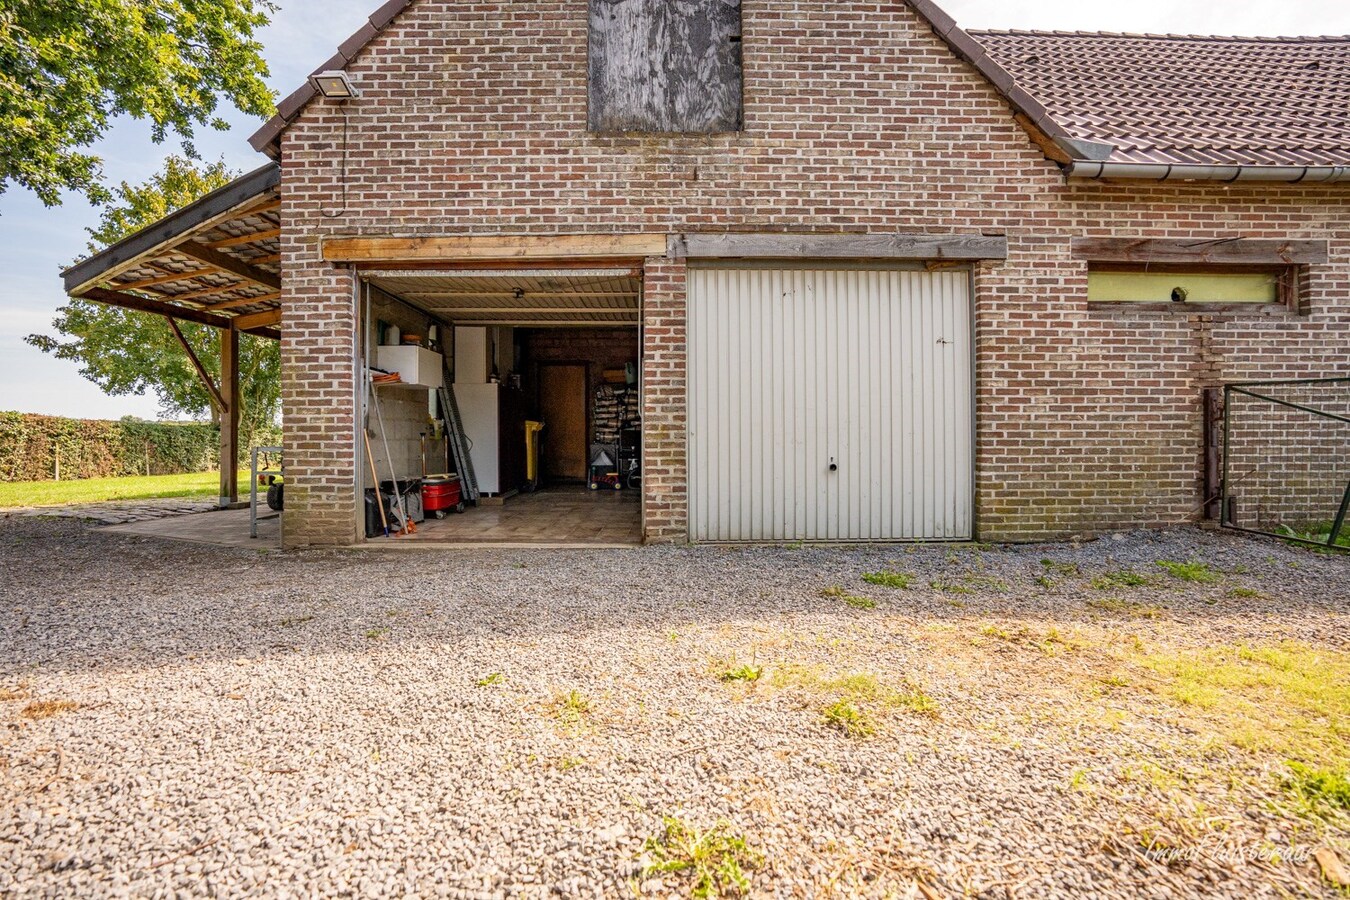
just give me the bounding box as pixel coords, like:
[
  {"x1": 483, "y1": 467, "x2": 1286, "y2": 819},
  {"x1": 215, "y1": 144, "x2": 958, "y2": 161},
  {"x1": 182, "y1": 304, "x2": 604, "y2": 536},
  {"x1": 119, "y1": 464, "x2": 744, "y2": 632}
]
[{"x1": 1071, "y1": 238, "x2": 1326, "y2": 315}]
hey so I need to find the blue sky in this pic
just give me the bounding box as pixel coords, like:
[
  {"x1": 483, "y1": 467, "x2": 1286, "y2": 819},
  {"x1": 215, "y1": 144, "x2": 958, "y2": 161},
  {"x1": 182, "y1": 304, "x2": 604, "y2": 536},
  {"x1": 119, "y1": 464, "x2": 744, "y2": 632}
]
[{"x1": 2, "y1": 0, "x2": 1348, "y2": 421}]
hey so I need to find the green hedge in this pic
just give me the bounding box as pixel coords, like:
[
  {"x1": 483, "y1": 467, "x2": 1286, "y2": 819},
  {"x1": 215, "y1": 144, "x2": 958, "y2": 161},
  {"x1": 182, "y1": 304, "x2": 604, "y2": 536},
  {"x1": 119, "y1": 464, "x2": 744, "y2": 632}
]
[{"x1": 0, "y1": 412, "x2": 282, "y2": 483}]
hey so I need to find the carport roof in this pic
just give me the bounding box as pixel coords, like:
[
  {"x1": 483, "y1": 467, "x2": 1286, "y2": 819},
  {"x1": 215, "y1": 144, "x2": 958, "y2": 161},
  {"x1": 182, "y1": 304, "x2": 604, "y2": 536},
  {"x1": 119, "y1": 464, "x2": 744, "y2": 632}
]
[{"x1": 60, "y1": 164, "x2": 283, "y2": 339}]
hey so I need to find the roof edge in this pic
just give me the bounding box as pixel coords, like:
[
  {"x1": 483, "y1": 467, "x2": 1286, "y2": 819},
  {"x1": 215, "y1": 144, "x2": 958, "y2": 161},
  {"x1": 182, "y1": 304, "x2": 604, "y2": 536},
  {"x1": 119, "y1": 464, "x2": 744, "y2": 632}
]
[
  {"x1": 1064, "y1": 161, "x2": 1350, "y2": 183},
  {"x1": 249, "y1": 0, "x2": 415, "y2": 156},
  {"x1": 63, "y1": 163, "x2": 281, "y2": 295},
  {"x1": 970, "y1": 28, "x2": 1350, "y2": 43},
  {"x1": 904, "y1": 0, "x2": 1114, "y2": 163}
]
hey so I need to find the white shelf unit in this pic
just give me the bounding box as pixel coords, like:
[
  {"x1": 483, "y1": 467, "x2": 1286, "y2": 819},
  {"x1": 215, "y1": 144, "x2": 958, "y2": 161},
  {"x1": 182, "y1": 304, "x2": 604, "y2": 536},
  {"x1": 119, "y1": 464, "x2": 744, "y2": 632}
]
[{"x1": 375, "y1": 345, "x2": 443, "y2": 389}]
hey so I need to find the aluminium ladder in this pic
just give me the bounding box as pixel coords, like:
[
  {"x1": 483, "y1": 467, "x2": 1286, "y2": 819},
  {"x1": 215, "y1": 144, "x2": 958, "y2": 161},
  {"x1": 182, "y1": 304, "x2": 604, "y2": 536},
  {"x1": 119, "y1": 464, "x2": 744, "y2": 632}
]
[{"x1": 437, "y1": 371, "x2": 480, "y2": 505}]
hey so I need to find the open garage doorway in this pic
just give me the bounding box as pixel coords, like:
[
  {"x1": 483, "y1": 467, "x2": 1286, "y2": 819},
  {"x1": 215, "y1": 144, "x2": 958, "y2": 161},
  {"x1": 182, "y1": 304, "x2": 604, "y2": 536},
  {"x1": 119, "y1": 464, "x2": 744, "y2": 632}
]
[{"x1": 358, "y1": 267, "x2": 643, "y2": 546}]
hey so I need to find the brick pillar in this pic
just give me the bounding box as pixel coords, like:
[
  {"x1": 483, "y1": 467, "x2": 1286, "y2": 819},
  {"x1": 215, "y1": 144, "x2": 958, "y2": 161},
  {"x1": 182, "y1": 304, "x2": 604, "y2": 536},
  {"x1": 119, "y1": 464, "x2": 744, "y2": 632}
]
[
  {"x1": 641, "y1": 256, "x2": 688, "y2": 543},
  {"x1": 280, "y1": 261, "x2": 362, "y2": 548}
]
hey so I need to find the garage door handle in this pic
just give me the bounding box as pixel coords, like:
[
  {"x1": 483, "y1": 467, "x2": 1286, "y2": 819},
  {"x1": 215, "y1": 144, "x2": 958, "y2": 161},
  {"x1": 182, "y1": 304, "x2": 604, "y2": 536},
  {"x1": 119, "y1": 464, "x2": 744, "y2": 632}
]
[{"x1": 829, "y1": 458, "x2": 839, "y2": 473}]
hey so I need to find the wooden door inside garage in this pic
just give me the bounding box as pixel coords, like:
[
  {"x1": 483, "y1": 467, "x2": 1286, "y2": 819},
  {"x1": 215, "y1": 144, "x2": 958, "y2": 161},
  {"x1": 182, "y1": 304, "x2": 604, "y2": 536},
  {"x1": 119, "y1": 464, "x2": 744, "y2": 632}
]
[{"x1": 687, "y1": 264, "x2": 974, "y2": 542}]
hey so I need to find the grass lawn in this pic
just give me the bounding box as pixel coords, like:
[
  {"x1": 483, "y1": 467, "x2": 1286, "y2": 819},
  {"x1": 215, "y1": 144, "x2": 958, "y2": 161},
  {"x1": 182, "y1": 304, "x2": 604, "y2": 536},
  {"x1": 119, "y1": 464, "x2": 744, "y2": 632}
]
[{"x1": 0, "y1": 471, "x2": 249, "y2": 508}]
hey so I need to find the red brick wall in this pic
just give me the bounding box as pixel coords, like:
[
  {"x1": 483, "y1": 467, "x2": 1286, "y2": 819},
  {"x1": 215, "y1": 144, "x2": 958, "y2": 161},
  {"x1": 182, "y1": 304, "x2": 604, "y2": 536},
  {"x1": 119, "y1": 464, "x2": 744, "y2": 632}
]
[{"x1": 277, "y1": 0, "x2": 1350, "y2": 546}]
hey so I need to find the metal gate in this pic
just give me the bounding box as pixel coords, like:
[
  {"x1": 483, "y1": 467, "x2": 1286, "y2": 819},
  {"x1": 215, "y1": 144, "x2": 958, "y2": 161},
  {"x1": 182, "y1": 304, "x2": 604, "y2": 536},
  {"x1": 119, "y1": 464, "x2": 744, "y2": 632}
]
[
  {"x1": 1219, "y1": 377, "x2": 1350, "y2": 550},
  {"x1": 687, "y1": 264, "x2": 974, "y2": 542}
]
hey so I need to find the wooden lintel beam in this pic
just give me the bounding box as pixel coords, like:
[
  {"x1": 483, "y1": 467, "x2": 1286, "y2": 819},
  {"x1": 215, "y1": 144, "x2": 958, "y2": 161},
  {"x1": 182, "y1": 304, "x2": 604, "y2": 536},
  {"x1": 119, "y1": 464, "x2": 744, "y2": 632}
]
[
  {"x1": 323, "y1": 233, "x2": 670, "y2": 263},
  {"x1": 116, "y1": 267, "x2": 218, "y2": 291},
  {"x1": 165, "y1": 318, "x2": 225, "y2": 412},
  {"x1": 250, "y1": 253, "x2": 281, "y2": 266},
  {"x1": 231, "y1": 308, "x2": 282, "y2": 331},
  {"x1": 207, "y1": 292, "x2": 281, "y2": 311},
  {"x1": 175, "y1": 240, "x2": 282, "y2": 291},
  {"x1": 78, "y1": 287, "x2": 233, "y2": 329},
  {"x1": 669, "y1": 232, "x2": 1009, "y2": 261},
  {"x1": 1071, "y1": 237, "x2": 1329, "y2": 266},
  {"x1": 206, "y1": 227, "x2": 281, "y2": 249}
]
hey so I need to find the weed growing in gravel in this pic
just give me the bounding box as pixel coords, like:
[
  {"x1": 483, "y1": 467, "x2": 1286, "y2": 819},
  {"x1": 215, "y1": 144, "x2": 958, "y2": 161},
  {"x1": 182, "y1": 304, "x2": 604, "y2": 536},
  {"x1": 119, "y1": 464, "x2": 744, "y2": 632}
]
[
  {"x1": 21, "y1": 699, "x2": 79, "y2": 719},
  {"x1": 275, "y1": 616, "x2": 315, "y2": 628},
  {"x1": 820, "y1": 586, "x2": 876, "y2": 609},
  {"x1": 1086, "y1": 597, "x2": 1163, "y2": 619},
  {"x1": 1283, "y1": 762, "x2": 1350, "y2": 814},
  {"x1": 776, "y1": 667, "x2": 938, "y2": 726},
  {"x1": 929, "y1": 577, "x2": 972, "y2": 595},
  {"x1": 1136, "y1": 642, "x2": 1349, "y2": 768},
  {"x1": 1040, "y1": 559, "x2": 1081, "y2": 577},
  {"x1": 365, "y1": 626, "x2": 390, "y2": 640},
  {"x1": 551, "y1": 689, "x2": 592, "y2": 725},
  {"x1": 822, "y1": 699, "x2": 876, "y2": 738},
  {"x1": 1156, "y1": 559, "x2": 1220, "y2": 583},
  {"x1": 1090, "y1": 569, "x2": 1151, "y2": 589},
  {"x1": 862, "y1": 571, "x2": 914, "y2": 589},
  {"x1": 963, "y1": 574, "x2": 1011, "y2": 592},
  {"x1": 977, "y1": 622, "x2": 1079, "y2": 656},
  {"x1": 641, "y1": 816, "x2": 762, "y2": 899},
  {"x1": 1228, "y1": 586, "x2": 1268, "y2": 600},
  {"x1": 476, "y1": 672, "x2": 504, "y2": 687},
  {"x1": 719, "y1": 665, "x2": 764, "y2": 683}
]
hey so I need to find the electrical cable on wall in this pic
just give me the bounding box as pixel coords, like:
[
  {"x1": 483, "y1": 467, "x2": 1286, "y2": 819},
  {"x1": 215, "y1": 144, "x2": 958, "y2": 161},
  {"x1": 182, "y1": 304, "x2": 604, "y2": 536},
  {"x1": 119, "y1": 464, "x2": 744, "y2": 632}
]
[{"x1": 321, "y1": 105, "x2": 350, "y2": 219}]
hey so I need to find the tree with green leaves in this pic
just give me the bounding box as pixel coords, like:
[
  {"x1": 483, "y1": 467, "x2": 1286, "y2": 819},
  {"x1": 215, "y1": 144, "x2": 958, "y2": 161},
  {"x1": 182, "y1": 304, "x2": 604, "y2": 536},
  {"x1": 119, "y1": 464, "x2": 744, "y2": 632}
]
[
  {"x1": 26, "y1": 156, "x2": 281, "y2": 442},
  {"x1": 0, "y1": 0, "x2": 277, "y2": 205}
]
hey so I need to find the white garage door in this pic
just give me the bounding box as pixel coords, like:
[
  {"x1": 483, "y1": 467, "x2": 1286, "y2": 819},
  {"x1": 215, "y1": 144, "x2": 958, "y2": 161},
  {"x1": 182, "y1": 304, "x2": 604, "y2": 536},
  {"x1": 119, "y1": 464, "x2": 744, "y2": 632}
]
[{"x1": 687, "y1": 265, "x2": 973, "y2": 542}]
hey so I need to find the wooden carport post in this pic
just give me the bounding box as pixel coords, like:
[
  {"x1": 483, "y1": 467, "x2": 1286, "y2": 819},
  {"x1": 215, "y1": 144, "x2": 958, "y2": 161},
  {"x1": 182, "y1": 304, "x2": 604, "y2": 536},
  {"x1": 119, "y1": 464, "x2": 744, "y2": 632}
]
[{"x1": 220, "y1": 324, "x2": 240, "y2": 508}]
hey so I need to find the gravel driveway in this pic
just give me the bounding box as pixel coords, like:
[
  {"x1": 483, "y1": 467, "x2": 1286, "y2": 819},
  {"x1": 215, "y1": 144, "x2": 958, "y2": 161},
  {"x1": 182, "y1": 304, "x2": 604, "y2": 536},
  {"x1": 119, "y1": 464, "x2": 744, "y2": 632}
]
[{"x1": 1, "y1": 516, "x2": 1346, "y2": 898}]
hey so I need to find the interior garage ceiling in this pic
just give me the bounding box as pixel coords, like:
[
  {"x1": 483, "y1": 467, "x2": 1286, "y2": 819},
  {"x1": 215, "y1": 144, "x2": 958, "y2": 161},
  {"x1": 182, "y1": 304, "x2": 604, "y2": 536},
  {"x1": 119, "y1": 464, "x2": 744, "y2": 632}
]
[{"x1": 362, "y1": 268, "x2": 640, "y2": 327}]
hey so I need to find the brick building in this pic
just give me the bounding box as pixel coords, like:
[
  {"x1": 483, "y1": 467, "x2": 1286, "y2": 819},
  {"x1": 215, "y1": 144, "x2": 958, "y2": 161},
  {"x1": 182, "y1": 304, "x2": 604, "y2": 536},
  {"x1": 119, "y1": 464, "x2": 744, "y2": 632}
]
[{"x1": 63, "y1": 1, "x2": 1349, "y2": 549}]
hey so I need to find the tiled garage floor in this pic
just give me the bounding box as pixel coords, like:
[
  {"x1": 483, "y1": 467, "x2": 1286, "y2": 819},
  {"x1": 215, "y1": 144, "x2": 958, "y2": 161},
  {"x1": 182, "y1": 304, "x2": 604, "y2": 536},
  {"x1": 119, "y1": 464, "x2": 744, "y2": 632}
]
[{"x1": 395, "y1": 485, "x2": 641, "y2": 546}]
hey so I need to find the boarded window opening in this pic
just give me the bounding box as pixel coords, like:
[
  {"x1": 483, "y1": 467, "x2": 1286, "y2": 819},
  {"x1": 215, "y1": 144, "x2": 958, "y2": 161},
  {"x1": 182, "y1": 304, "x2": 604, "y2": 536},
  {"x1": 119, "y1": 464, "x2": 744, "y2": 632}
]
[
  {"x1": 588, "y1": 0, "x2": 743, "y2": 134},
  {"x1": 1087, "y1": 269, "x2": 1289, "y2": 306}
]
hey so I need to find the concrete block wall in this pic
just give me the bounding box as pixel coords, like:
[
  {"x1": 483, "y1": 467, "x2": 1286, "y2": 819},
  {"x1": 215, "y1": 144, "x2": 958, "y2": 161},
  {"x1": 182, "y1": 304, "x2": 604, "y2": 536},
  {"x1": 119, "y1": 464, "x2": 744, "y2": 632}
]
[{"x1": 276, "y1": 0, "x2": 1350, "y2": 546}]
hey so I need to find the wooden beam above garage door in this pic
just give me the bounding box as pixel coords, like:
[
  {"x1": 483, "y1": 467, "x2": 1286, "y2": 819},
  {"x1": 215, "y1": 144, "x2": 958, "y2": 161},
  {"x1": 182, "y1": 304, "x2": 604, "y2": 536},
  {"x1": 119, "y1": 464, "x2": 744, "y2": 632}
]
[
  {"x1": 322, "y1": 233, "x2": 669, "y2": 263},
  {"x1": 669, "y1": 232, "x2": 1008, "y2": 261}
]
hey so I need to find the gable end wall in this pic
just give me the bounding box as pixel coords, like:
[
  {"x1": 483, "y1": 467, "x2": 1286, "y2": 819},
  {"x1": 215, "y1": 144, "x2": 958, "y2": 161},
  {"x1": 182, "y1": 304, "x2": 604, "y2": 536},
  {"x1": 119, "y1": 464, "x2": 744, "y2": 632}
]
[{"x1": 277, "y1": 0, "x2": 1350, "y2": 547}]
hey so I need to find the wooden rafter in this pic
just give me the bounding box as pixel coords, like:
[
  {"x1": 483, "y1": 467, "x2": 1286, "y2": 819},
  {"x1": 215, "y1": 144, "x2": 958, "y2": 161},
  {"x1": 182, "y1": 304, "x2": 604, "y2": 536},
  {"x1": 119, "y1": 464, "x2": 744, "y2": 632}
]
[
  {"x1": 157, "y1": 282, "x2": 249, "y2": 304},
  {"x1": 116, "y1": 267, "x2": 219, "y2": 291},
  {"x1": 175, "y1": 240, "x2": 281, "y2": 291},
  {"x1": 207, "y1": 292, "x2": 281, "y2": 311},
  {"x1": 78, "y1": 287, "x2": 234, "y2": 329},
  {"x1": 206, "y1": 227, "x2": 281, "y2": 250},
  {"x1": 238, "y1": 198, "x2": 281, "y2": 216}
]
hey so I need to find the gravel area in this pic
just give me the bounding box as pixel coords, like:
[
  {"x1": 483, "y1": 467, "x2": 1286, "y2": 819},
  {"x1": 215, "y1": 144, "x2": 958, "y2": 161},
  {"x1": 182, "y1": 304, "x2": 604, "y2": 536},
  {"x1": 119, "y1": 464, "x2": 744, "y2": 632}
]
[{"x1": 1, "y1": 517, "x2": 1346, "y2": 898}]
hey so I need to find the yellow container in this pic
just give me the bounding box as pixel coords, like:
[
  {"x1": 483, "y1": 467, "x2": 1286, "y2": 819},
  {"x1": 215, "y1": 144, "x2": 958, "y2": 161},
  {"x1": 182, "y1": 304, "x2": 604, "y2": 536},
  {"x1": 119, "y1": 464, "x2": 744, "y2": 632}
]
[{"x1": 524, "y1": 420, "x2": 545, "y2": 492}]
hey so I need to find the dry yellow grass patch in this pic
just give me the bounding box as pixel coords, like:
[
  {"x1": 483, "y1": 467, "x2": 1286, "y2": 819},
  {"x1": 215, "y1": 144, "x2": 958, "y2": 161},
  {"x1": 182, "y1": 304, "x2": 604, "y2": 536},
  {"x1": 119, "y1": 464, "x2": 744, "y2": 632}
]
[{"x1": 21, "y1": 699, "x2": 80, "y2": 719}]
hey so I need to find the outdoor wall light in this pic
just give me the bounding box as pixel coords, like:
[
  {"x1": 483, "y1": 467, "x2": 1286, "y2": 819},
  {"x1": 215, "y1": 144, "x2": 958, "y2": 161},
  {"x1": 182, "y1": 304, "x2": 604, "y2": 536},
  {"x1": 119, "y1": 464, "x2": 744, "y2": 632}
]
[{"x1": 310, "y1": 71, "x2": 359, "y2": 100}]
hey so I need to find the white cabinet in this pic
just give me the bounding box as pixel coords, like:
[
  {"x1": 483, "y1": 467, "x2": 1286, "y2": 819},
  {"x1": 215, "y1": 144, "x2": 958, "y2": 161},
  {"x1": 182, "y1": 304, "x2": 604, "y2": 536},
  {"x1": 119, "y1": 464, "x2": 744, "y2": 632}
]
[{"x1": 375, "y1": 345, "x2": 443, "y2": 389}]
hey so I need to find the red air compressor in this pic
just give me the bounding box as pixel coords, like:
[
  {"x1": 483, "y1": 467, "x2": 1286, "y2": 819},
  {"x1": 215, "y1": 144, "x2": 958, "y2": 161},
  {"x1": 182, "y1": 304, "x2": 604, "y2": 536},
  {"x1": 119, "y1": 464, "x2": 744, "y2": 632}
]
[{"x1": 421, "y1": 474, "x2": 466, "y2": 517}]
